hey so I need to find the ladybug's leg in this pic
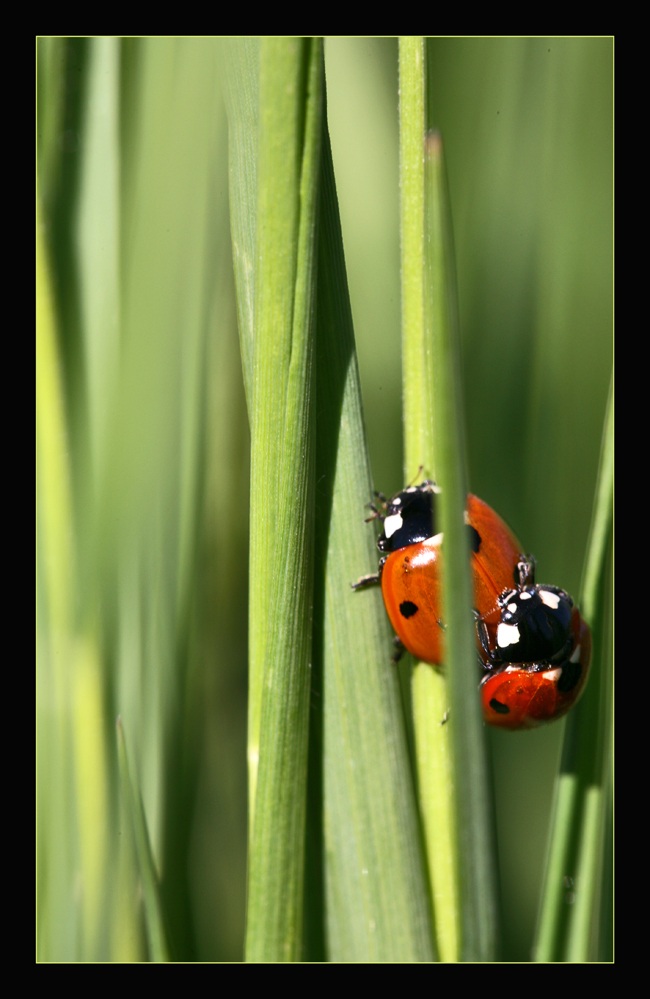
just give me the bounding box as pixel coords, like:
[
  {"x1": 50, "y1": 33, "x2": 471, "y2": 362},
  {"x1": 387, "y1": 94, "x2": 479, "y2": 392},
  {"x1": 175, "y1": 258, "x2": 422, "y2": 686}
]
[
  {"x1": 390, "y1": 635, "x2": 406, "y2": 664},
  {"x1": 363, "y1": 491, "x2": 388, "y2": 523},
  {"x1": 351, "y1": 572, "x2": 380, "y2": 590},
  {"x1": 474, "y1": 610, "x2": 500, "y2": 668},
  {"x1": 352, "y1": 556, "x2": 387, "y2": 591}
]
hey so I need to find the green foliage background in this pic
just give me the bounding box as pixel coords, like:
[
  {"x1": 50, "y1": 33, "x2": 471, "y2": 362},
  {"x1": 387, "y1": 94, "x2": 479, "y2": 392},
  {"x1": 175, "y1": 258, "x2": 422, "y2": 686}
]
[{"x1": 37, "y1": 37, "x2": 612, "y2": 962}]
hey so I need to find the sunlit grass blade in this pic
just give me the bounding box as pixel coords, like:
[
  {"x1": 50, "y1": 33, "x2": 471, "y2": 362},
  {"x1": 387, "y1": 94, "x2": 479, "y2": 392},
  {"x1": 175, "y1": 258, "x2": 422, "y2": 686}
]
[
  {"x1": 240, "y1": 38, "x2": 322, "y2": 962},
  {"x1": 425, "y1": 129, "x2": 500, "y2": 964},
  {"x1": 399, "y1": 38, "x2": 498, "y2": 962},
  {"x1": 399, "y1": 39, "x2": 458, "y2": 962},
  {"x1": 37, "y1": 208, "x2": 78, "y2": 961}
]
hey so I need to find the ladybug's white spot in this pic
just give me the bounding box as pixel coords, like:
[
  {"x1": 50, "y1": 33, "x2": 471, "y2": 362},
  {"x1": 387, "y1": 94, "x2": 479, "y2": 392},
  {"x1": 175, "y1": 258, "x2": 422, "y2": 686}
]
[
  {"x1": 383, "y1": 512, "x2": 403, "y2": 539},
  {"x1": 497, "y1": 622, "x2": 520, "y2": 649},
  {"x1": 570, "y1": 643, "x2": 581, "y2": 662},
  {"x1": 542, "y1": 668, "x2": 562, "y2": 683},
  {"x1": 540, "y1": 589, "x2": 561, "y2": 610}
]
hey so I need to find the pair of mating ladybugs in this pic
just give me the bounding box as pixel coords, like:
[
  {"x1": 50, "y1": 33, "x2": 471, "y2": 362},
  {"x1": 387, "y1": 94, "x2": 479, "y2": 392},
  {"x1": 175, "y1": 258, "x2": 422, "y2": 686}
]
[{"x1": 355, "y1": 481, "x2": 591, "y2": 730}]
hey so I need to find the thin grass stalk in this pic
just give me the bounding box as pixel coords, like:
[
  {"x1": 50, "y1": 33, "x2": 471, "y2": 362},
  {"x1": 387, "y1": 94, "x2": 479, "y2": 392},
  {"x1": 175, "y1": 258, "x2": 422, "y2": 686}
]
[
  {"x1": 117, "y1": 718, "x2": 170, "y2": 961},
  {"x1": 398, "y1": 37, "x2": 458, "y2": 962},
  {"x1": 532, "y1": 378, "x2": 613, "y2": 961},
  {"x1": 399, "y1": 38, "x2": 500, "y2": 961},
  {"x1": 424, "y1": 130, "x2": 499, "y2": 963}
]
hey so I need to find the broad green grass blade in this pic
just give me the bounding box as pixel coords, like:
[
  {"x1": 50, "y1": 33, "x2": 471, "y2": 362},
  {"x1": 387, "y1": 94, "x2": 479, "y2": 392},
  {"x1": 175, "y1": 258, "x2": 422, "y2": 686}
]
[
  {"x1": 242, "y1": 38, "x2": 322, "y2": 962},
  {"x1": 317, "y1": 125, "x2": 435, "y2": 963}
]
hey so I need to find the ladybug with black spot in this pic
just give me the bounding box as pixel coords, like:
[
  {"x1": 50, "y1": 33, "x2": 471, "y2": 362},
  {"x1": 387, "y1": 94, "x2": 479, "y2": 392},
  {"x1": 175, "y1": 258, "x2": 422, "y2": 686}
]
[
  {"x1": 479, "y1": 646, "x2": 591, "y2": 729},
  {"x1": 355, "y1": 481, "x2": 591, "y2": 730},
  {"x1": 477, "y1": 561, "x2": 592, "y2": 729},
  {"x1": 354, "y1": 481, "x2": 527, "y2": 666}
]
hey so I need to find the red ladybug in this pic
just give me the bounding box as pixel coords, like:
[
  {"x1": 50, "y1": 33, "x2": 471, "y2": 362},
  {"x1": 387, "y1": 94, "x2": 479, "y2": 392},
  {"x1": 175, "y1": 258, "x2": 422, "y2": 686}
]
[
  {"x1": 355, "y1": 481, "x2": 526, "y2": 666},
  {"x1": 479, "y1": 611, "x2": 592, "y2": 730},
  {"x1": 477, "y1": 571, "x2": 592, "y2": 729},
  {"x1": 355, "y1": 481, "x2": 592, "y2": 730}
]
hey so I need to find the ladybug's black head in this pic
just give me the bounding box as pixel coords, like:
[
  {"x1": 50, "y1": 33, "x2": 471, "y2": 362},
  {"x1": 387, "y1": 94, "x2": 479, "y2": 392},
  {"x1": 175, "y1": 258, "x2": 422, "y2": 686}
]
[{"x1": 377, "y1": 482, "x2": 439, "y2": 553}]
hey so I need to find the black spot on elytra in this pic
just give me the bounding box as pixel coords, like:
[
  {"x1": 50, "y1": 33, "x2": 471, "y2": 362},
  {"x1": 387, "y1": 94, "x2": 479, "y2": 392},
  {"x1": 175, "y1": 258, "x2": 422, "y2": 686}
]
[
  {"x1": 399, "y1": 600, "x2": 419, "y2": 619},
  {"x1": 557, "y1": 659, "x2": 582, "y2": 693},
  {"x1": 489, "y1": 698, "x2": 510, "y2": 715},
  {"x1": 467, "y1": 524, "x2": 481, "y2": 553}
]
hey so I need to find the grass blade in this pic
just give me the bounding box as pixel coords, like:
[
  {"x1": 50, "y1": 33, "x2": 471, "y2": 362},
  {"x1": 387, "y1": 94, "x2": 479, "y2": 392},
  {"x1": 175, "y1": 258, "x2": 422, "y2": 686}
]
[
  {"x1": 399, "y1": 38, "x2": 499, "y2": 962},
  {"x1": 117, "y1": 718, "x2": 170, "y2": 961},
  {"x1": 243, "y1": 38, "x2": 322, "y2": 962},
  {"x1": 533, "y1": 378, "x2": 613, "y2": 961},
  {"x1": 316, "y1": 125, "x2": 436, "y2": 963}
]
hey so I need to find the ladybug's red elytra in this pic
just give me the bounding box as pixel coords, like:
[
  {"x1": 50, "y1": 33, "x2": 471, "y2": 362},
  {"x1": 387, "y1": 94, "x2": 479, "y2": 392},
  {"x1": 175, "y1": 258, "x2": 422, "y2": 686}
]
[
  {"x1": 355, "y1": 481, "x2": 591, "y2": 730},
  {"x1": 355, "y1": 481, "x2": 526, "y2": 666}
]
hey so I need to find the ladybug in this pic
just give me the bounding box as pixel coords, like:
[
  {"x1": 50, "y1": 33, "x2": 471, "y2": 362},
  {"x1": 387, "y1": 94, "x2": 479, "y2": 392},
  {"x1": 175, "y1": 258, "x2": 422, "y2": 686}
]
[
  {"x1": 355, "y1": 481, "x2": 592, "y2": 729},
  {"x1": 479, "y1": 612, "x2": 592, "y2": 730},
  {"x1": 354, "y1": 482, "x2": 527, "y2": 666},
  {"x1": 476, "y1": 565, "x2": 592, "y2": 729}
]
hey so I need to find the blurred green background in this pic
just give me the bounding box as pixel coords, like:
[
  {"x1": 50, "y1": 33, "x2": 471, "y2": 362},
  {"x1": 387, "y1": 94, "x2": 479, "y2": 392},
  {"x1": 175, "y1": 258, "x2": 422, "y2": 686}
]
[{"x1": 37, "y1": 37, "x2": 612, "y2": 961}]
